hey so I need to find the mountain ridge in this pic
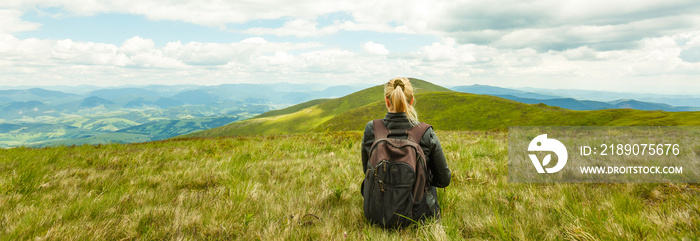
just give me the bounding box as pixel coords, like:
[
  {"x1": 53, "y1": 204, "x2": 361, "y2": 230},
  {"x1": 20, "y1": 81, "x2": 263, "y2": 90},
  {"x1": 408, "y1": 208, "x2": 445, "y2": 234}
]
[
  {"x1": 182, "y1": 79, "x2": 700, "y2": 138},
  {"x1": 182, "y1": 78, "x2": 452, "y2": 137},
  {"x1": 453, "y1": 84, "x2": 700, "y2": 107},
  {"x1": 494, "y1": 95, "x2": 700, "y2": 112}
]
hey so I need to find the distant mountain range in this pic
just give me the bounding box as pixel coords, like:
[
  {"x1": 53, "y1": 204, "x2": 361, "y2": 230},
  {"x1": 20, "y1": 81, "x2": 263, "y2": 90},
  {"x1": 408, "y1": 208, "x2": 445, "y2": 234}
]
[
  {"x1": 183, "y1": 79, "x2": 700, "y2": 138},
  {"x1": 492, "y1": 95, "x2": 700, "y2": 112},
  {"x1": 451, "y1": 84, "x2": 700, "y2": 111},
  {"x1": 0, "y1": 83, "x2": 368, "y2": 147},
  {"x1": 517, "y1": 86, "x2": 700, "y2": 106},
  {"x1": 451, "y1": 85, "x2": 560, "y2": 99}
]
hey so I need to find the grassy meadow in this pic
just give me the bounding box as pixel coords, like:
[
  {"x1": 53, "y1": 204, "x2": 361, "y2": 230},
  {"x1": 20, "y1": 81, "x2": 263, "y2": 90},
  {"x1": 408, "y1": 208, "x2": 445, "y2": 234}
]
[{"x1": 1, "y1": 131, "x2": 698, "y2": 240}]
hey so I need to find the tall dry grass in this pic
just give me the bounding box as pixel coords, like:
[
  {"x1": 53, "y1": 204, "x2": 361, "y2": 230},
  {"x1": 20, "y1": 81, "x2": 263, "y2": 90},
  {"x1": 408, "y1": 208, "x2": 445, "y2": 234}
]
[{"x1": 0, "y1": 131, "x2": 698, "y2": 240}]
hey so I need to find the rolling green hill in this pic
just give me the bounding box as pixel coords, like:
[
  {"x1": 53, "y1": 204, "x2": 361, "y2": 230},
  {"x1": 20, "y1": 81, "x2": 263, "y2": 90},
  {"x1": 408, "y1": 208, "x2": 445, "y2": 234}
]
[
  {"x1": 183, "y1": 78, "x2": 452, "y2": 137},
  {"x1": 316, "y1": 92, "x2": 700, "y2": 131},
  {"x1": 184, "y1": 79, "x2": 700, "y2": 138}
]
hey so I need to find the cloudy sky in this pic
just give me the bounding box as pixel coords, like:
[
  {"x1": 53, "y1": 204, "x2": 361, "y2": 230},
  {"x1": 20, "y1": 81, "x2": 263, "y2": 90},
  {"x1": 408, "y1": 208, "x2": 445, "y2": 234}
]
[{"x1": 1, "y1": 0, "x2": 699, "y2": 94}]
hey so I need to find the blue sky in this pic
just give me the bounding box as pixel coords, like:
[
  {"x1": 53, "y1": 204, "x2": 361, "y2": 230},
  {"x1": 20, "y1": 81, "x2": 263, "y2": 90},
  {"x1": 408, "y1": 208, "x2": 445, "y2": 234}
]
[
  {"x1": 19, "y1": 9, "x2": 438, "y2": 52},
  {"x1": 1, "y1": 0, "x2": 699, "y2": 94},
  {"x1": 19, "y1": 11, "x2": 251, "y2": 46}
]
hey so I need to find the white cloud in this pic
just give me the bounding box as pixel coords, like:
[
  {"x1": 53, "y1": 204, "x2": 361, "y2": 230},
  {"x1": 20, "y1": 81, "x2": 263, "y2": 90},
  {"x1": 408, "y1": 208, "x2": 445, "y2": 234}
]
[
  {"x1": 240, "y1": 18, "x2": 416, "y2": 38},
  {"x1": 1, "y1": 0, "x2": 350, "y2": 27},
  {"x1": 120, "y1": 36, "x2": 155, "y2": 56},
  {"x1": 428, "y1": 0, "x2": 700, "y2": 50},
  {"x1": 243, "y1": 18, "x2": 337, "y2": 37},
  {"x1": 0, "y1": 9, "x2": 41, "y2": 33},
  {"x1": 2, "y1": 0, "x2": 423, "y2": 37},
  {"x1": 240, "y1": 37, "x2": 268, "y2": 44},
  {"x1": 5, "y1": 0, "x2": 699, "y2": 50},
  {"x1": 362, "y1": 41, "x2": 389, "y2": 55},
  {"x1": 162, "y1": 38, "x2": 322, "y2": 66},
  {"x1": 0, "y1": 31, "x2": 348, "y2": 85},
  {"x1": 262, "y1": 51, "x2": 296, "y2": 66},
  {"x1": 488, "y1": 15, "x2": 700, "y2": 51},
  {"x1": 1, "y1": 27, "x2": 699, "y2": 92},
  {"x1": 561, "y1": 46, "x2": 590, "y2": 61},
  {"x1": 418, "y1": 39, "x2": 482, "y2": 62},
  {"x1": 52, "y1": 39, "x2": 123, "y2": 66},
  {"x1": 0, "y1": 1, "x2": 699, "y2": 93}
]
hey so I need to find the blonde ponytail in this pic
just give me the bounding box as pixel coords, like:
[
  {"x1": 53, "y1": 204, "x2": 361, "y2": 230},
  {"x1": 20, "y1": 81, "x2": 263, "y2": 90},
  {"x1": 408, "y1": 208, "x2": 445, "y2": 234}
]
[{"x1": 385, "y1": 77, "x2": 419, "y2": 126}]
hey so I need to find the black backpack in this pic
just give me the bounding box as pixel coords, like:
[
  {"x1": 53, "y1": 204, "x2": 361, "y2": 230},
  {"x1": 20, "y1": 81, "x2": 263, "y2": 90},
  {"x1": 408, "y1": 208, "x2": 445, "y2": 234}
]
[{"x1": 362, "y1": 119, "x2": 433, "y2": 228}]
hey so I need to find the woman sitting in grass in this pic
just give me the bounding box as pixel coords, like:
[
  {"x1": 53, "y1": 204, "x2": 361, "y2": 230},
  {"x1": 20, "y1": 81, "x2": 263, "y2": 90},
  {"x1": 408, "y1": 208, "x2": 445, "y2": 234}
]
[{"x1": 361, "y1": 77, "x2": 451, "y2": 227}]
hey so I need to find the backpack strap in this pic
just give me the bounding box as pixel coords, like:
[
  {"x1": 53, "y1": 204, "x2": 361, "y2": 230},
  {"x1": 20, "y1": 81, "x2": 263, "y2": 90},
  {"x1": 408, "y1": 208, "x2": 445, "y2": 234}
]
[
  {"x1": 408, "y1": 122, "x2": 432, "y2": 201},
  {"x1": 375, "y1": 119, "x2": 432, "y2": 143},
  {"x1": 406, "y1": 122, "x2": 432, "y2": 144},
  {"x1": 372, "y1": 119, "x2": 389, "y2": 140}
]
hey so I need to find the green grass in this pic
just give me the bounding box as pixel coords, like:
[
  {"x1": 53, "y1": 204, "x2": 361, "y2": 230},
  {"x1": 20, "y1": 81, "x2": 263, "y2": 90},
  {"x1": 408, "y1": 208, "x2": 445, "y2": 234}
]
[{"x1": 1, "y1": 132, "x2": 698, "y2": 240}]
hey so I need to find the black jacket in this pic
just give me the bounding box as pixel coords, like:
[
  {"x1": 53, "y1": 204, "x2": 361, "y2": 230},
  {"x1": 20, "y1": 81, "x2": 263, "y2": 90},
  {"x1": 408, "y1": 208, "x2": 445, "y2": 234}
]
[{"x1": 361, "y1": 112, "x2": 452, "y2": 189}]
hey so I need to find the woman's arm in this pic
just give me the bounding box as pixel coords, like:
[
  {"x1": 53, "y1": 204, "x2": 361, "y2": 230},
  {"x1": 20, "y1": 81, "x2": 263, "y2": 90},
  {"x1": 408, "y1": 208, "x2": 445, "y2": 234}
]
[
  {"x1": 427, "y1": 129, "x2": 451, "y2": 188},
  {"x1": 360, "y1": 121, "x2": 374, "y2": 196},
  {"x1": 361, "y1": 120, "x2": 374, "y2": 173}
]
